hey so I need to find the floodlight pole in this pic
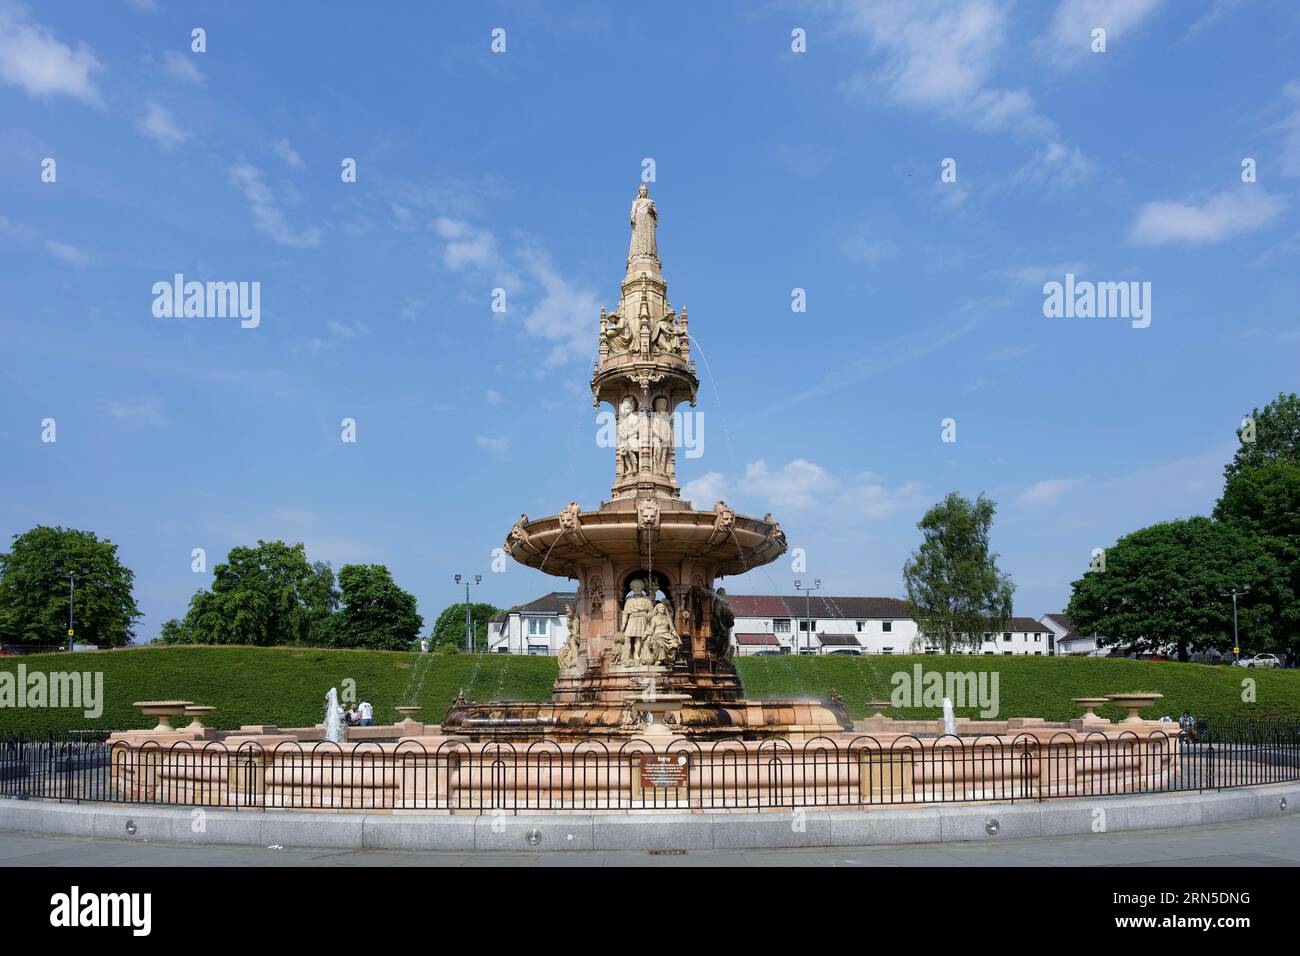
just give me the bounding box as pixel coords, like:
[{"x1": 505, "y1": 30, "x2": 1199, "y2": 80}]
[
  {"x1": 794, "y1": 578, "x2": 821, "y2": 656},
  {"x1": 455, "y1": 574, "x2": 482, "y2": 652}
]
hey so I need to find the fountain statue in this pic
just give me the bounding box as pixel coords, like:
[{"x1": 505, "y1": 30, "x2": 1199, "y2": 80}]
[
  {"x1": 441, "y1": 186, "x2": 851, "y2": 740},
  {"x1": 323, "y1": 687, "x2": 344, "y2": 743}
]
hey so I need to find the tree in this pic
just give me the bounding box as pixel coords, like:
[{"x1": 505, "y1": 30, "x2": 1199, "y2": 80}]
[
  {"x1": 429, "y1": 602, "x2": 502, "y2": 652},
  {"x1": 156, "y1": 617, "x2": 192, "y2": 644},
  {"x1": 1214, "y1": 459, "x2": 1300, "y2": 655},
  {"x1": 902, "y1": 493, "x2": 1015, "y2": 652},
  {"x1": 327, "y1": 564, "x2": 423, "y2": 650},
  {"x1": 180, "y1": 540, "x2": 338, "y2": 646},
  {"x1": 0, "y1": 526, "x2": 141, "y2": 647},
  {"x1": 1066, "y1": 517, "x2": 1290, "y2": 661},
  {"x1": 1225, "y1": 392, "x2": 1300, "y2": 481}
]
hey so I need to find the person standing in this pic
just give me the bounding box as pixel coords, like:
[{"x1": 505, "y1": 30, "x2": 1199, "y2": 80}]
[{"x1": 358, "y1": 699, "x2": 374, "y2": 726}]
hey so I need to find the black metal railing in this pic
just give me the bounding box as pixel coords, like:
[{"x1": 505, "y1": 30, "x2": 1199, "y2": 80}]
[{"x1": 1, "y1": 720, "x2": 1296, "y2": 813}]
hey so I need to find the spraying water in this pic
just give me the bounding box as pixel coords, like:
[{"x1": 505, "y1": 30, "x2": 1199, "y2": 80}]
[
  {"x1": 942, "y1": 697, "x2": 957, "y2": 736},
  {"x1": 324, "y1": 687, "x2": 344, "y2": 743}
]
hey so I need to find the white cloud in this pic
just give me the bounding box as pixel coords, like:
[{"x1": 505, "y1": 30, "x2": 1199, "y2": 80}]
[
  {"x1": 161, "y1": 49, "x2": 203, "y2": 85},
  {"x1": 681, "y1": 472, "x2": 730, "y2": 509},
  {"x1": 105, "y1": 397, "x2": 167, "y2": 425},
  {"x1": 1130, "y1": 189, "x2": 1286, "y2": 245},
  {"x1": 434, "y1": 216, "x2": 499, "y2": 271},
  {"x1": 486, "y1": 389, "x2": 503, "y2": 406},
  {"x1": 1040, "y1": 0, "x2": 1164, "y2": 63},
  {"x1": 0, "y1": 3, "x2": 102, "y2": 104},
  {"x1": 830, "y1": 0, "x2": 1051, "y2": 136},
  {"x1": 741, "y1": 459, "x2": 839, "y2": 510},
  {"x1": 838, "y1": 479, "x2": 928, "y2": 520},
  {"x1": 228, "y1": 162, "x2": 322, "y2": 247},
  {"x1": 1019, "y1": 476, "x2": 1087, "y2": 506},
  {"x1": 272, "y1": 137, "x2": 304, "y2": 170},
  {"x1": 1004, "y1": 141, "x2": 1095, "y2": 190},
  {"x1": 139, "y1": 101, "x2": 189, "y2": 151},
  {"x1": 476, "y1": 435, "x2": 509, "y2": 455},
  {"x1": 517, "y1": 244, "x2": 599, "y2": 365},
  {"x1": 44, "y1": 239, "x2": 87, "y2": 263}
]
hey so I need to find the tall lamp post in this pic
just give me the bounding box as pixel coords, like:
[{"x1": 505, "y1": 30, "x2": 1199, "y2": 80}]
[
  {"x1": 794, "y1": 578, "x2": 821, "y2": 656},
  {"x1": 454, "y1": 574, "x2": 482, "y2": 653},
  {"x1": 52, "y1": 561, "x2": 75, "y2": 651},
  {"x1": 1222, "y1": 585, "x2": 1250, "y2": 663}
]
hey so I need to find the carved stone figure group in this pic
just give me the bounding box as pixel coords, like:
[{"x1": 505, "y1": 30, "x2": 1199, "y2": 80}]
[{"x1": 611, "y1": 578, "x2": 681, "y2": 667}]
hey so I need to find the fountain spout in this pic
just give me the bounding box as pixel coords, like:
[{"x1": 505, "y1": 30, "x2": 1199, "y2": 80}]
[
  {"x1": 324, "y1": 687, "x2": 345, "y2": 743},
  {"x1": 942, "y1": 697, "x2": 958, "y2": 736}
]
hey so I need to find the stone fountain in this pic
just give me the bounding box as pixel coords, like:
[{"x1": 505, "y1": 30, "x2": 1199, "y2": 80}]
[{"x1": 442, "y1": 185, "x2": 850, "y2": 740}]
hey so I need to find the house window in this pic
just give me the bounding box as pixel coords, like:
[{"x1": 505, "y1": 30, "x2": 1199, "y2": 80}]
[
  {"x1": 799, "y1": 620, "x2": 816, "y2": 631},
  {"x1": 1034, "y1": 633, "x2": 1041, "y2": 642},
  {"x1": 527, "y1": 644, "x2": 548, "y2": 655},
  {"x1": 881, "y1": 647, "x2": 894, "y2": 654},
  {"x1": 856, "y1": 621, "x2": 865, "y2": 632},
  {"x1": 773, "y1": 619, "x2": 791, "y2": 633},
  {"x1": 1002, "y1": 633, "x2": 1011, "y2": 642},
  {"x1": 982, "y1": 633, "x2": 991, "y2": 641},
  {"x1": 882, "y1": 621, "x2": 893, "y2": 633},
  {"x1": 527, "y1": 618, "x2": 548, "y2": 637}
]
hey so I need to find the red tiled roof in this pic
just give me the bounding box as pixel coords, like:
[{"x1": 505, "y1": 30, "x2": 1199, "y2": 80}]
[
  {"x1": 734, "y1": 633, "x2": 779, "y2": 646},
  {"x1": 817, "y1": 633, "x2": 862, "y2": 646},
  {"x1": 725, "y1": 595, "x2": 910, "y2": 619}
]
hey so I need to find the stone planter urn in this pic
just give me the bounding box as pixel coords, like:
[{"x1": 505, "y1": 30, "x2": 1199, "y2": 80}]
[
  {"x1": 183, "y1": 705, "x2": 215, "y2": 732},
  {"x1": 864, "y1": 700, "x2": 892, "y2": 718},
  {"x1": 1105, "y1": 693, "x2": 1164, "y2": 724},
  {"x1": 1071, "y1": 698, "x2": 1110, "y2": 721},
  {"x1": 133, "y1": 700, "x2": 194, "y2": 732},
  {"x1": 395, "y1": 706, "x2": 422, "y2": 726}
]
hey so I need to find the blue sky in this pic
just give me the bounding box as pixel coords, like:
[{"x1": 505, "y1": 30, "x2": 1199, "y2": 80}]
[{"x1": 2, "y1": 0, "x2": 1299, "y2": 640}]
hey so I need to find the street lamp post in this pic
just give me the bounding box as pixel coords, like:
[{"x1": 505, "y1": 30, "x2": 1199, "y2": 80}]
[
  {"x1": 1224, "y1": 585, "x2": 1250, "y2": 662},
  {"x1": 793, "y1": 578, "x2": 821, "y2": 656},
  {"x1": 53, "y1": 561, "x2": 74, "y2": 651},
  {"x1": 454, "y1": 574, "x2": 482, "y2": 653}
]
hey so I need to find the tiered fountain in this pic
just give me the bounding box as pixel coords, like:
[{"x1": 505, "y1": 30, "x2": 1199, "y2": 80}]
[{"x1": 441, "y1": 185, "x2": 850, "y2": 740}]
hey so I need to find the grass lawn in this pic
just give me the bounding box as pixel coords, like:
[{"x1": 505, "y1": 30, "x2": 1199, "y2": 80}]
[{"x1": 1, "y1": 645, "x2": 1295, "y2": 734}]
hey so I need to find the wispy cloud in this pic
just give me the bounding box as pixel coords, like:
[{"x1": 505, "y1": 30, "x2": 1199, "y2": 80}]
[
  {"x1": 1130, "y1": 188, "x2": 1286, "y2": 244},
  {"x1": 1038, "y1": 0, "x2": 1165, "y2": 64},
  {"x1": 161, "y1": 49, "x2": 203, "y2": 85},
  {"x1": 476, "y1": 435, "x2": 509, "y2": 455},
  {"x1": 683, "y1": 458, "x2": 927, "y2": 520},
  {"x1": 139, "y1": 101, "x2": 190, "y2": 151},
  {"x1": 105, "y1": 397, "x2": 167, "y2": 425},
  {"x1": 0, "y1": 2, "x2": 102, "y2": 105},
  {"x1": 272, "y1": 137, "x2": 304, "y2": 170},
  {"x1": 228, "y1": 162, "x2": 322, "y2": 247}
]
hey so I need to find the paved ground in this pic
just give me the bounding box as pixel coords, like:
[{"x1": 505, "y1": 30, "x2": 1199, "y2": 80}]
[{"x1": 2, "y1": 812, "x2": 1299, "y2": 866}]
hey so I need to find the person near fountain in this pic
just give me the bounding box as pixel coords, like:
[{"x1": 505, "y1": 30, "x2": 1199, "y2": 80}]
[{"x1": 356, "y1": 699, "x2": 374, "y2": 726}]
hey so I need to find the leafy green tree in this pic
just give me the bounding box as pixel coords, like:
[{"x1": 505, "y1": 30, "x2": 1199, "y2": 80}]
[
  {"x1": 1225, "y1": 392, "x2": 1300, "y2": 481},
  {"x1": 1066, "y1": 517, "x2": 1290, "y2": 661},
  {"x1": 0, "y1": 526, "x2": 142, "y2": 647},
  {"x1": 327, "y1": 564, "x2": 422, "y2": 650},
  {"x1": 902, "y1": 493, "x2": 1015, "y2": 652},
  {"x1": 429, "y1": 602, "x2": 502, "y2": 652},
  {"x1": 1214, "y1": 459, "x2": 1300, "y2": 655},
  {"x1": 156, "y1": 617, "x2": 192, "y2": 644},
  {"x1": 180, "y1": 540, "x2": 338, "y2": 646}
]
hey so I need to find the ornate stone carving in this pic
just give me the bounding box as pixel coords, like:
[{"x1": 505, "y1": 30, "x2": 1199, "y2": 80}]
[
  {"x1": 556, "y1": 604, "x2": 582, "y2": 671},
  {"x1": 710, "y1": 587, "x2": 735, "y2": 660},
  {"x1": 603, "y1": 309, "x2": 634, "y2": 355},
  {"x1": 616, "y1": 397, "x2": 640, "y2": 478},
  {"x1": 613, "y1": 578, "x2": 654, "y2": 666},
  {"x1": 628, "y1": 183, "x2": 658, "y2": 264},
  {"x1": 637, "y1": 497, "x2": 660, "y2": 531},
  {"x1": 505, "y1": 513, "x2": 544, "y2": 560},
  {"x1": 650, "y1": 397, "x2": 673, "y2": 478},
  {"x1": 640, "y1": 601, "x2": 681, "y2": 665}
]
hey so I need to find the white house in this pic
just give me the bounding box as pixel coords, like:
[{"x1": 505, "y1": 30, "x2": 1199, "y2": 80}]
[
  {"x1": 728, "y1": 595, "x2": 919, "y2": 655},
  {"x1": 1041, "y1": 613, "x2": 1106, "y2": 656},
  {"x1": 487, "y1": 591, "x2": 576, "y2": 655},
  {"x1": 489, "y1": 591, "x2": 1058, "y2": 657}
]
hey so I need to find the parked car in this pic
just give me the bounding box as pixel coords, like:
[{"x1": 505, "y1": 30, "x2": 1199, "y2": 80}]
[
  {"x1": 750, "y1": 650, "x2": 783, "y2": 656},
  {"x1": 1235, "y1": 653, "x2": 1281, "y2": 668},
  {"x1": 826, "y1": 648, "x2": 862, "y2": 656}
]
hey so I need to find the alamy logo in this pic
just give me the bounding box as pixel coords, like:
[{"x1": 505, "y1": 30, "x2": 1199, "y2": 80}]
[
  {"x1": 1042, "y1": 273, "x2": 1151, "y2": 329},
  {"x1": 889, "y1": 664, "x2": 1000, "y2": 718},
  {"x1": 49, "y1": 886, "x2": 151, "y2": 936},
  {"x1": 0, "y1": 665, "x2": 103, "y2": 718},
  {"x1": 151, "y1": 273, "x2": 261, "y2": 328}
]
